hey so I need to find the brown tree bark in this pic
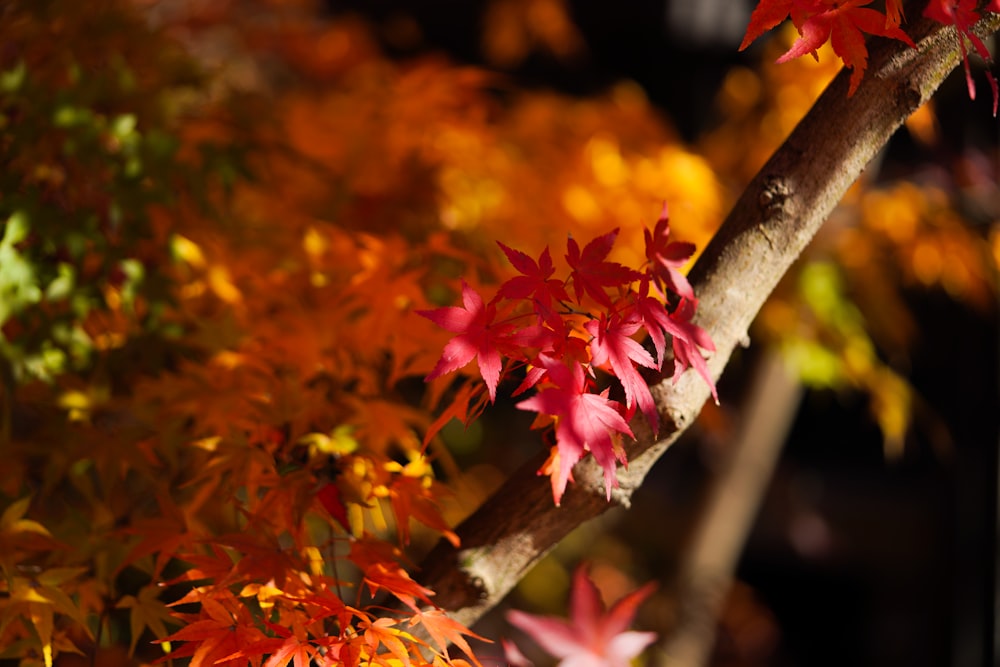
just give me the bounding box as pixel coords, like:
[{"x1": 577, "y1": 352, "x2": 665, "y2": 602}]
[{"x1": 416, "y1": 6, "x2": 1000, "y2": 633}]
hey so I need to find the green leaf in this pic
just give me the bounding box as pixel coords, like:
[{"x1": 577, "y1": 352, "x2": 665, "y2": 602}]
[
  {"x1": 0, "y1": 211, "x2": 42, "y2": 326},
  {"x1": 45, "y1": 264, "x2": 75, "y2": 302},
  {"x1": 0, "y1": 61, "x2": 26, "y2": 93},
  {"x1": 111, "y1": 113, "x2": 137, "y2": 139}
]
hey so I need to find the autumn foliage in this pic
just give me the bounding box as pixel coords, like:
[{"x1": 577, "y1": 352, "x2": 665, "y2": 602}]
[
  {"x1": 741, "y1": 0, "x2": 999, "y2": 110},
  {"x1": 420, "y1": 215, "x2": 716, "y2": 505},
  {"x1": 1, "y1": 0, "x2": 998, "y2": 666}
]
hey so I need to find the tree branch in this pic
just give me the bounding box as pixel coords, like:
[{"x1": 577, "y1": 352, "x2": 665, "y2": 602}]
[{"x1": 416, "y1": 7, "x2": 1000, "y2": 632}]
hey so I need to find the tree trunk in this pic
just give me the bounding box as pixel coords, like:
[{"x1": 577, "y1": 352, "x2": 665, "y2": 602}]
[
  {"x1": 655, "y1": 351, "x2": 802, "y2": 667},
  {"x1": 416, "y1": 6, "x2": 1000, "y2": 634}
]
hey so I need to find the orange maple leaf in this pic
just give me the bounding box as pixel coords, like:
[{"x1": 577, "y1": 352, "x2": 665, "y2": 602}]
[
  {"x1": 0, "y1": 497, "x2": 64, "y2": 571},
  {"x1": 362, "y1": 617, "x2": 416, "y2": 667},
  {"x1": 409, "y1": 609, "x2": 489, "y2": 667},
  {"x1": 158, "y1": 592, "x2": 268, "y2": 667},
  {"x1": 389, "y1": 475, "x2": 460, "y2": 548},
  {"x1": 362, "y1": 562, "x2": 436, "y2": 612},
  {"x1": 262, "y1": 635, "x2": 318, "y2": 667},
  {"x1": 215, "y1": 532, "x2": 304, "y2": 589},
  {"x1": 422, "y1": 382, "x2": 489, "y2": 448},
  {"x1": 117, "y1": 495, "x2": 193, "y2": 580},
  {"x1": 116, "y1": 584, "x2": 180, "y2": 657}
]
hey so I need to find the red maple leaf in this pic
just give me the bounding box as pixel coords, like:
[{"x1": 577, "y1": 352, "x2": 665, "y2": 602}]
[
  {"x1": 584, "y1": 312, "x2": 658, "y2": 430},
  {"x1": 632, "y1": 280, "x2": 691, "y2": 370},
  {"x1": 511, "y1": 336, "x2": 589, "y2": 398},
  {"x1": 496, "y1": 242, "x2": 570, "y2": 327},
  {"x1": 290, "y1": 583, "x2": 357, "y2": 641},
  {"x1": 505, "y1": 564, "x2": 657, "y2": 667},
  {"x1": 669, "y1": 298, "x2": 718, "y2": 404},
  {"x1": 741, "y1": 0, "x2": 915, "y2": 96},
  {"x1": 884, "y1": 0, "x2": 904, "y2": 27},
  {"x1": 924, "y1": 0, "x2": 999, "y2": 115},
  {"x1": 516, "y1": 355, "x2": 633, "y2": 504},
  {"x1": 316, "y1": 481, "x2": 350, "y2": 532},
  {"x1": 566, "y1": 229, "x2": 642, "y2": 307},
  {"x1": 418, "y1": 281, "x2": 518, "y2": 402},
  {"x1": 740, "y1": 0, "x2": 799, "y2": 49},
  {"x1": 643, "y1": 204, "x2": 696, "y2": 301}
]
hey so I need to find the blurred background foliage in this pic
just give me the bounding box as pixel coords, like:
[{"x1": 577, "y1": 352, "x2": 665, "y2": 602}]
[{"x1": 0, "y1": 0, "x2": 996, "y2": 665}]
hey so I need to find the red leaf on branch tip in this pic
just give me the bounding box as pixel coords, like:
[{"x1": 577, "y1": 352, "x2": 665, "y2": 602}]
[
  {"x1": 777, "y1": 1, "x2": 915, "y2": 96},
  {"x1": 633, "y1": 280, "x2": 689, "y2": 370},
  {"x1": 506, "y1": 565, "x2": 657, "y2": 667},
  {"x1": 644, "y1": 204, "x2": 696, "y2": 301},
  {"x1": 512, "y1": 364, "x2": 548, "y2": 397},
  {"x1": 512, "y1": 336, "x2": 589, "y2": 397},
  {"x1": 740, "y1": 0, "x2": 797, "y2": 51},
  {"x1": 497, "y1": 242, "x2": 570, "y2": 327},
  {"x1": 670, "y1": 299, "x2": 718, "y2": 404},
  {"x1": 418, "y1": 281, "x2": 516, "y2": 402},
  {"x1": 566, "y1": 229, "x2": 642, "y2": 307},
  {"x1": 585, "y1": 313, "x2": 658, "y2": 431},
  {"x1": 924, "y1": 0, "x2": 999, "y2": 115},
  {"x1": 741, "y1": 0, "x2": 915, "y2": 96},
  {"x1": 516, "y1": 356, "x2": 633, "y2": 504}
]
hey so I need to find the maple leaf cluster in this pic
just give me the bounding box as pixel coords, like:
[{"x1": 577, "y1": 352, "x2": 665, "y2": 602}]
[
  {"x1": 0, "y1": 1, "x2": 723, "y2": 661},
  {"x1": 741, "y1": 0, "x2": 999, "y2": 114},
  {"x1": 141, "y1": 532, "x2": 486, "y2": 667},
  {"x1": 118, "y1": 220, "x2": 489, "y2": 666},
  {"x1": 420, "y1": 206, "x2": 717, "y2": 505},
  {"x1": 0, "y1": 3, "x2": 506, "y2": 664}
]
